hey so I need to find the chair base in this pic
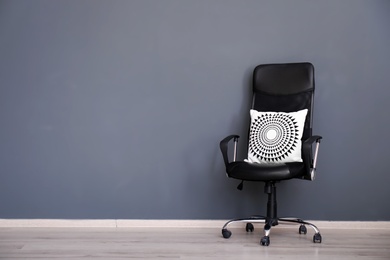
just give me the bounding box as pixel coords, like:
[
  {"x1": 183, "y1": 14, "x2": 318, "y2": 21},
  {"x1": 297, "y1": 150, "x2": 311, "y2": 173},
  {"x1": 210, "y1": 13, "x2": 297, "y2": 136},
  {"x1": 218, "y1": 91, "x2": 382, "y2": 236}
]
[
  {"x1": 221, "y1": 182, "x2": 322, "y2": 246},
  {"x1": 222, "y1": 216, "x2": 322, "y2": 246}
]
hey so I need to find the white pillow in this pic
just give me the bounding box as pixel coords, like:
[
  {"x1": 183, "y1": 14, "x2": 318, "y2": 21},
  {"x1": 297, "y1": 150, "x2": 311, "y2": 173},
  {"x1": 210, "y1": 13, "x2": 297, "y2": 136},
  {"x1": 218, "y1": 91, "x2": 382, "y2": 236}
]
[{"x1": 246, "y1": 109, "x2": 308, "y2": 164}]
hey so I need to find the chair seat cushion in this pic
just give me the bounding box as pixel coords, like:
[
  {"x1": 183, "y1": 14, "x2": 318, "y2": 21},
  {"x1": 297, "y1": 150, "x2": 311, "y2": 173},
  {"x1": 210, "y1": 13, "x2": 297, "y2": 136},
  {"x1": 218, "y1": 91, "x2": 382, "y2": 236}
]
[{"x1": 226, "y1": 161, "x2": 305, "y2": 182}]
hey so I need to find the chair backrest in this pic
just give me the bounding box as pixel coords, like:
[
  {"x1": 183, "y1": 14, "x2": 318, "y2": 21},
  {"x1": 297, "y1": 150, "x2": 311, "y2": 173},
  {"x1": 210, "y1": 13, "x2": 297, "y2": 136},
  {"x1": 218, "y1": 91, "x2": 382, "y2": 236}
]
[{"x1": 252, "y1": 62, "x2": 315, "y2": 140}]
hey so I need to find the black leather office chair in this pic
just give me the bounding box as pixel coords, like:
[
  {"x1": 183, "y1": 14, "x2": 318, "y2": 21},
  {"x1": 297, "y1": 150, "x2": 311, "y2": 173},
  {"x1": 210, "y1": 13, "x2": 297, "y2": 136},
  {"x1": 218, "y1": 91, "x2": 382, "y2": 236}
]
[{"x1": 220, "y1": 62, "x2": 322, "y2": 246}]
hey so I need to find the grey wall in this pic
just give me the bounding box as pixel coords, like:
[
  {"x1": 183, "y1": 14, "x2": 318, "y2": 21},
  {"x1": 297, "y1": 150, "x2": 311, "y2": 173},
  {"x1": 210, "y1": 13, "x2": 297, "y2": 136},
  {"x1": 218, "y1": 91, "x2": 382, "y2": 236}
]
[{"x1": 0, "y1": 0, "x2": 389, "y2": 220}]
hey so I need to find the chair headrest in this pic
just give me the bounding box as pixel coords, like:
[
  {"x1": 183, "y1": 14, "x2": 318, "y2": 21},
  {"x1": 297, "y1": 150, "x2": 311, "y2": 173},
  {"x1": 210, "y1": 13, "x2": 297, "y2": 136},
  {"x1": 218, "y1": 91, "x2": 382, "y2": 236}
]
[{"x1": 253, "y1": 62, "x2": 314, "y2": 95}]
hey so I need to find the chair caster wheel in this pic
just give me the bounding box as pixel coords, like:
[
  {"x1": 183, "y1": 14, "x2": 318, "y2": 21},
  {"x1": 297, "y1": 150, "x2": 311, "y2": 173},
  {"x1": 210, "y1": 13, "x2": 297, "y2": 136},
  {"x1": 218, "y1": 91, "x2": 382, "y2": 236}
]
[
  {"x1": 260, "y1": 236, "x2": 270, "y2": 246},
  {"x1": 313, "y1": 233, "x2": 322, "y2": 243},
  {"x1": 299, "y1": 224, "x2": 307, "y2": 234},
  {"x1": 222, "y1": 229, "x2": 232, "y2": 239},
  {"x1": 246, "y1": 223, "x2": 254, "y2": 232}
]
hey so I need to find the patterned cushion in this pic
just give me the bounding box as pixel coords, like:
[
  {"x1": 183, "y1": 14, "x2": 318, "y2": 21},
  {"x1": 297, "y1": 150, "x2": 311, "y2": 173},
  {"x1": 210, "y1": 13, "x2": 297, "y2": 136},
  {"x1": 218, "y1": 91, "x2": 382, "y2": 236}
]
[{"x1": 246, "y1": 109, "x2": 308, "y2": 164}]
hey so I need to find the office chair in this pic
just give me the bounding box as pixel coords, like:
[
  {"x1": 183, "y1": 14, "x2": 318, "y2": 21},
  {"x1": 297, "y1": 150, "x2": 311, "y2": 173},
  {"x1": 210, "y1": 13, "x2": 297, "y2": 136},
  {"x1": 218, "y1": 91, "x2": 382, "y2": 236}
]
[{"x1": 220, "y1": 62, "x2": 322, "y2": 246}]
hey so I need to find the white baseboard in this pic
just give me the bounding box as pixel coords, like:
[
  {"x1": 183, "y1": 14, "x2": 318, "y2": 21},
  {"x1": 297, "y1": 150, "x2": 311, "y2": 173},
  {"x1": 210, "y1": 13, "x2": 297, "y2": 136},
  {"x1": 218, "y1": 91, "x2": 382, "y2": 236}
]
[{"x1": 0, "y1": 219, "x2": 389, "y2": 229}]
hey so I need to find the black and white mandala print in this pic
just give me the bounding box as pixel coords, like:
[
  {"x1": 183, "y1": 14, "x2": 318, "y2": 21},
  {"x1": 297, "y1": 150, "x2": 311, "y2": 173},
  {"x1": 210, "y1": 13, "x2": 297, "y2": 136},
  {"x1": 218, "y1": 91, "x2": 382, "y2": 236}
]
[{"x1": 249, "y1": 112, "x2": 300, "y2": 163}]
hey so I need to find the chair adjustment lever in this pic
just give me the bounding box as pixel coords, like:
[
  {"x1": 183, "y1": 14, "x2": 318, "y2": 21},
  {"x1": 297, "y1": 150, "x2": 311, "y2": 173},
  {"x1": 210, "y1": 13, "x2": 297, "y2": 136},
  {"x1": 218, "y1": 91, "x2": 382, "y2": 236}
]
[{"x1": 237, "y1": 181, "x2": 244, "y2": 191}]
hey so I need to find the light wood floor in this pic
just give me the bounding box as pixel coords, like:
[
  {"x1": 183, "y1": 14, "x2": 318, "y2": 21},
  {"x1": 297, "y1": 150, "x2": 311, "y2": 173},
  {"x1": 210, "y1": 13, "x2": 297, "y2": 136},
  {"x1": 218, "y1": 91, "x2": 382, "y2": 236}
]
[{"x1": 1, "y1": 226, "x2": 389, "y2": 259}]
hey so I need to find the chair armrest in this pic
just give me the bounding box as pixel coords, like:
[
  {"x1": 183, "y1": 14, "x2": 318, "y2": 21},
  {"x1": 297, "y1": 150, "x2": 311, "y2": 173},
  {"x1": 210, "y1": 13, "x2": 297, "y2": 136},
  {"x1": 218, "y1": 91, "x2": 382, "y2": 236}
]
[
  {"x1": 220, "y1": 135, "x2": 240, "y2": 167},
  {"x1": 302, "y1": 135, "x2": 322, "y2": 180},
  {"x1": 303, "y1": 135, "x2": 322, "y2": 146}
]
